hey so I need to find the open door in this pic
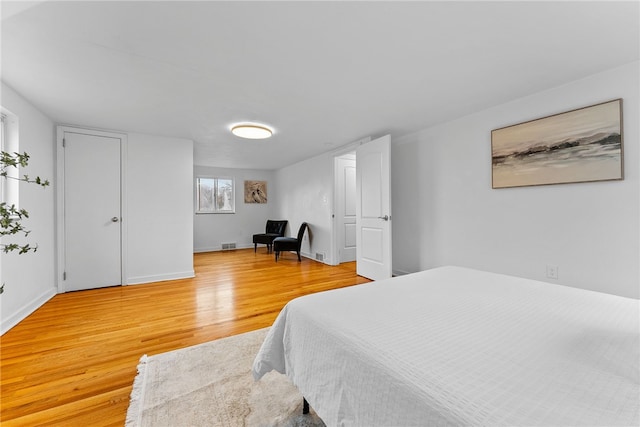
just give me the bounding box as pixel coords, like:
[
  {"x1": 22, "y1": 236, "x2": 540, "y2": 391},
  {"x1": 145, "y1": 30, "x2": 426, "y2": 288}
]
[{"x1": 356, "y1": 134, "x2": 391, "y2": 280}]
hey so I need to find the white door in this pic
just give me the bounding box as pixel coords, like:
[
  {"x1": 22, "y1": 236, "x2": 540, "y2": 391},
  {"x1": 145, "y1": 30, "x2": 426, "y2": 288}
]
[
  {"x1": 356, "y1": 134, "x2": 392, "y2": 280},
  {"x1": 336, "y1": 155, "x2": 357, "y2": 263},
  {"x1": 61, "y1": 129, "x2": 123, "y2": 291}
]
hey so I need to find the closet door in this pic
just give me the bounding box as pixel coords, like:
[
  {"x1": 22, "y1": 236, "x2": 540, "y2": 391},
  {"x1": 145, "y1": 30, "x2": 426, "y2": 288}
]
[{"x1": 58, "y1": 127, "x2": 125, "y2": 291}]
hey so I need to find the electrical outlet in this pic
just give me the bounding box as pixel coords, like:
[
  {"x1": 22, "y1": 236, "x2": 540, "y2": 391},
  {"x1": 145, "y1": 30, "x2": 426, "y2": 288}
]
[{"x1": 546, "y1": 265, "x2": 559, "y2": 280}]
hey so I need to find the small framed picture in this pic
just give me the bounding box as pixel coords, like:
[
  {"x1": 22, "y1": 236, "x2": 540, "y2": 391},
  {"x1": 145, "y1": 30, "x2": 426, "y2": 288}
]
[{"x1": 244, "y1": 180, "x2": 267, "y2": 203}]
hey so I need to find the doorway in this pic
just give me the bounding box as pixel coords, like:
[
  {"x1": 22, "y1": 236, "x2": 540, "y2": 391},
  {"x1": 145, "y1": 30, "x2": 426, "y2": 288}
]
[
  {"x1": 332, "y1": 135, "x2": 392, "y2": 280},
  {"x1": 334, "y1": 152, "x2": 357, "y2": 263}
]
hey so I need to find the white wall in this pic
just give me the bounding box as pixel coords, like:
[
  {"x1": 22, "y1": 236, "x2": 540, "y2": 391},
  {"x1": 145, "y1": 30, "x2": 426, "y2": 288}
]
[
  {"x1": 126, "y1": 133, "x2": 194, "y2": 284},
  {"x1": 274, "y1": 153, "x2": 334, "y2": 262},
  {"x1": 193, "y1": 166, "x2": 277, "y2": 252},
  {"x1": 391, "y1": 141, "x2": 424, "y2": 275},
  {"x1": 1, "y1": 82, "x2": 56, "y2": 334},
  {"x1": 392, "y1": 61, "x2": 639, "y2": 298}
]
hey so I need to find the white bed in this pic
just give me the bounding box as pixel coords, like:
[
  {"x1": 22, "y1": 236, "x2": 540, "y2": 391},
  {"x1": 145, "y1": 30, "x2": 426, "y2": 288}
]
[{"x1": 252, "y1": 266, "x2": 639, "y2": 426}]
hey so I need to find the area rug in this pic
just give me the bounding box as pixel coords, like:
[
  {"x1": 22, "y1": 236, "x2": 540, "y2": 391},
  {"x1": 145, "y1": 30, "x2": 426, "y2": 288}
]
[{"x1": 125, "y1": 328, "x2": 325, "y2": 427}]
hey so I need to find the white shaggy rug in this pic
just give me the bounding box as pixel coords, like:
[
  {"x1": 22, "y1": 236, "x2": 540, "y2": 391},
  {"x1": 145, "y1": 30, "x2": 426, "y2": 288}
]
[{"x1": 126, "y1": 328, "x2": 325, "y2": 427}]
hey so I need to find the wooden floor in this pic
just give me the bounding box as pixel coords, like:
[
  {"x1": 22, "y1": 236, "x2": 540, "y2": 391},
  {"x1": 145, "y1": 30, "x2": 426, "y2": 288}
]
[{"x1": 1, "y1": 249, "x2": 370, "y2": 426}]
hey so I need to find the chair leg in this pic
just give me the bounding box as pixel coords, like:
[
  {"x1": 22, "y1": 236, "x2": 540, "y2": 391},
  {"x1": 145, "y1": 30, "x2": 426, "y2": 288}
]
[
  {"x1": 254, "y1": 243, "x2": 257, "y2": 252},
  {"x1": 275, "y1": 251, "x2": 279, "y2": 261},
  {"x1": 297, "y1": 251, "x2": 301, "y2": 261}
]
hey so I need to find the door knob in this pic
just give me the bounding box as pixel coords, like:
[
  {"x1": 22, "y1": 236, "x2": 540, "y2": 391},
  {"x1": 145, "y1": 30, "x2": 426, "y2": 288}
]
[
  {"x1": 111, "y1": 217, "x2": 120, "y2": 222},
  {"x1": 378, "y1": 215, "x2": 389, "y2": 221}
]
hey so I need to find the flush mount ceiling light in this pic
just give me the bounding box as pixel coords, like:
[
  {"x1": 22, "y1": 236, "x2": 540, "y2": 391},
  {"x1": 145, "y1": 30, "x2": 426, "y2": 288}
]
[{"x1": 231, "y1": 123, "x2": 273, "y2": 139}]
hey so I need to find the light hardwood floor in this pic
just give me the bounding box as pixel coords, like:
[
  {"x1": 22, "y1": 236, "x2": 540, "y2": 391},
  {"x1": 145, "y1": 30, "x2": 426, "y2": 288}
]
[{"x1": 1, "y1": 249, "x2": 370, "y2": 426}]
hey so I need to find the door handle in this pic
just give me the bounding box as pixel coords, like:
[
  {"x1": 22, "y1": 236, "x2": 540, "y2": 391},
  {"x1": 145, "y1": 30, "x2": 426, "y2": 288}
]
[
  {"x1": 111, "y1": 217, "x2": 120, "y2": 223},
  {"x1": 378, "y1": 215, "x2": 389, "y2": 221}
]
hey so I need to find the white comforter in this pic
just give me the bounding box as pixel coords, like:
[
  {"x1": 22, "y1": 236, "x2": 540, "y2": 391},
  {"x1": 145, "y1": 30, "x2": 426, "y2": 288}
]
[{"x1": 252, "y1": 266, "x2": 639, "y2": 426}]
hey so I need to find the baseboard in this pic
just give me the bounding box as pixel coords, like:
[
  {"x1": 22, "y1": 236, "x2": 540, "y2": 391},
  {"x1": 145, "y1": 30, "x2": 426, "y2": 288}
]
[
  {"x1": 301, "y1": 251, "x2": 327, "y2": 264},
  {"x1": 126, "y1": 270, "x2": 196, "y2": 286},
  {"x1": 193, "y1": 244, "x2": 253, "y2": 253},
  {"x1": 288, "y1": 251, "x2": 330, "y2": 265},
  {"x1": 194, "y1": 246, "x2": 218, "y2": 253},
  {"x1": 193, "y1": 248, "x2": 327, "y2": 264},
  {"x1": 392, "y1": 269, "x2": 412, "y2": 276},
  {"x1": 1, "y1": 287, "x2": 57, "y2": 335}
]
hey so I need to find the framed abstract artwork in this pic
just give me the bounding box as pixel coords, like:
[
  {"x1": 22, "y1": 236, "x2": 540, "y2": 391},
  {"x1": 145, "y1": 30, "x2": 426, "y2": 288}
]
[
  {"x1": 244, "y1": 180, "x2": 267, "y2": 203},
  {"x1": 491, "y1": 99, "x2": 623, "y2": 188}
]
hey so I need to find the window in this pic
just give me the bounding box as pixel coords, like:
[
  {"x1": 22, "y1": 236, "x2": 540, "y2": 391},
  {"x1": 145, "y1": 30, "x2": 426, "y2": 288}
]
[
  {"x1": 1, "y1": 109, "x2": 19, "y2": 207},
  {"x1": 196, "y1": 177, "x2": 235, "y2": 213}
]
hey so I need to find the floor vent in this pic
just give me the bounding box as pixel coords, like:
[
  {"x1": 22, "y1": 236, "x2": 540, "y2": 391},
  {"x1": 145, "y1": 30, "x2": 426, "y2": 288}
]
[
  {"x1": 221, "y1": 242, "x2": 237, "y2": 250},
  {"x1": 315, "y1": 252, "x2": 325, "y2": 261}
]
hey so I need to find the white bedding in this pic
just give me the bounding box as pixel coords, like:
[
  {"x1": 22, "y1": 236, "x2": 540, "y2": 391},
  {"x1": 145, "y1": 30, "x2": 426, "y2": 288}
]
[{"x1": 252, "y1": 266, "x2": 639, "y2": 426}]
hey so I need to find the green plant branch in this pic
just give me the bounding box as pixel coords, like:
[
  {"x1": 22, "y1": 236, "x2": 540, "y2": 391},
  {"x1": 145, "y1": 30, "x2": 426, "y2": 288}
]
[
  {"x1": 1, "y1": 151, "x2": 49, "y2": 294},
  {"x1": 1, "y1": 173, "x2": 50, "y2": 187}
]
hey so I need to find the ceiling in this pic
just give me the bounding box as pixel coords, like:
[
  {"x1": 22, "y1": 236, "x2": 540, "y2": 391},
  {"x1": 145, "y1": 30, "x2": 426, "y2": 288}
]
[{"x1": 1, "y1": 1, "x2": 638, "y2": 170}]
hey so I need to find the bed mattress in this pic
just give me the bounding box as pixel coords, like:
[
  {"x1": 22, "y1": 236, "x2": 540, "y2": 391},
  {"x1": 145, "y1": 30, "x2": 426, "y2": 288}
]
[{"x1": 252, "y1": 266, "x2": 639, "y2": 426}]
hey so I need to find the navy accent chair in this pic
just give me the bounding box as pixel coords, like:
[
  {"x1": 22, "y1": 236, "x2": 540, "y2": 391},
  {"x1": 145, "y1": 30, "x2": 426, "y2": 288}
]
[
  {"x1": 274, "y1": 222, "x2": 308, "y2": 262},
  {"x1": 253, "y1": 220, "x2": 288, "y2": 253}
]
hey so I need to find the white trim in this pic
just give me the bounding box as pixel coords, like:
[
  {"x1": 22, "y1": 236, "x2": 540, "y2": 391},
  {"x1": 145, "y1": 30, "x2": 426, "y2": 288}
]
[
  {"x1": 56, "y1": 125, "x2": 128, "y2": 292},
  {"x1": 392, "y1": 269, "x2": 412, "y2": 276},
  {"x1": 330, "y1": 136, "x2": 371, "y2": 266},
  {"x1": 194, "y1": 175, "x2": 236, "y2": 214},
  {"x1": 0, "y1": 113, "x2": 5, "y2": 206},
  {"x1": 192, "y1": 248, "x2": 326, "y2": 264},
  {"x1": 330, "y1": 136, "x2": 371, "y2": 157},
  {"x1": 55, "y1": 126, "x2": 64, "y2": 292},
  {"x1": 193, "y1": 247, "x2": 221, "y2": 253},
  {"x1": 330, "y1": 157, "x2": 339, "y2": 266},
  {"x1": 120, "y1": 131, "x2": 128, "y2": 286},
  {"x1": 331, "y1": 145, "x2": 362, "y2": 266},
  {"x1": 1, "y1": 108, "x2": 20, "y2": 209},
  {"x1": 193, "y1": 243, "x2": 253, "y2": 253},
  {"x1": 126, "y1": 270, "x2": 195, "y2": 286},
  {"x1": 300, "y1": 251, "x2": 326, "y2": 264},
  {"x1": 1, "y1": 287, "x2": 56, "y2": 335}
]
